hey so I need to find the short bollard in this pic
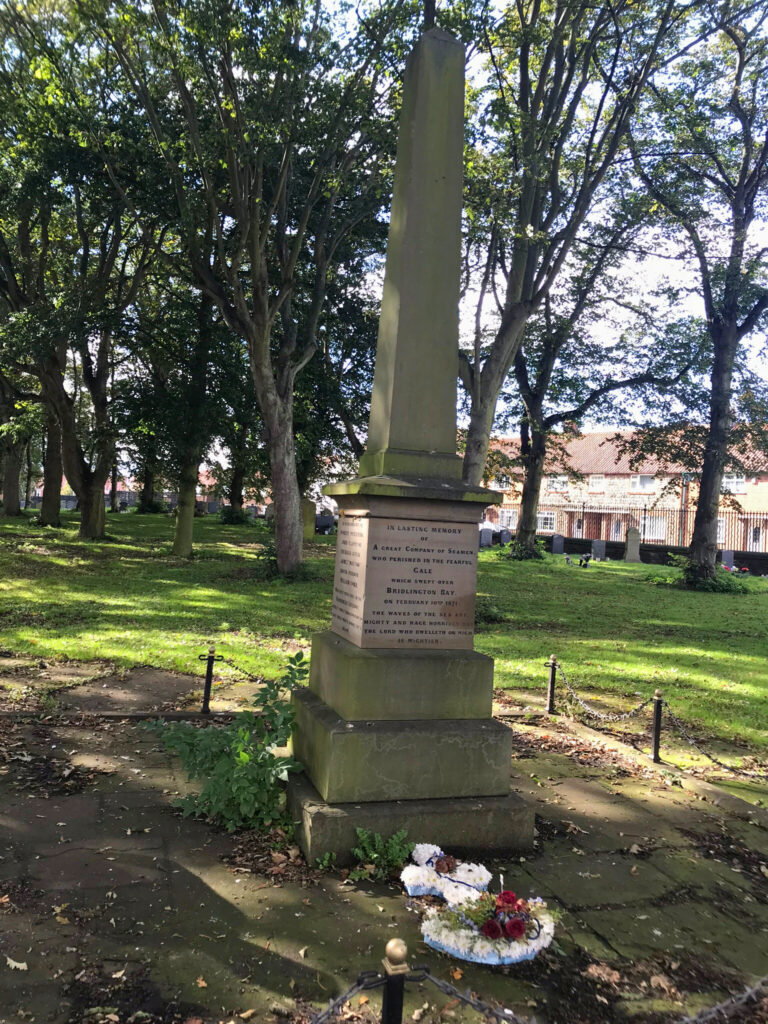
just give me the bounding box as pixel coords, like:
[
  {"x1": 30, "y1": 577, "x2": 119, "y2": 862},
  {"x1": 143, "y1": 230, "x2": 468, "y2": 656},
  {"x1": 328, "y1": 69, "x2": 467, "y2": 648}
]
[
  {"x1": 198, "y1": 645, "x2": 223, "y2": 715},
  {"x1": 546, "y1": 654, "x2": 557, "y2": 715},
  {"x1": 381, "y1": 938, "x2": 408, "y2": 1024},
  {"x1": 651, "y1": 689, "x2": 663, "y2": 764}
]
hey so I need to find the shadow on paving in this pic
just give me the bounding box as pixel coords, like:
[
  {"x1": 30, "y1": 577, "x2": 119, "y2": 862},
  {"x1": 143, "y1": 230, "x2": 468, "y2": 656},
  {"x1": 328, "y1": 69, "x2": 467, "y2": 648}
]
[{"x1": 0, "y1": 710, "x2": 767, "y2": 1024}]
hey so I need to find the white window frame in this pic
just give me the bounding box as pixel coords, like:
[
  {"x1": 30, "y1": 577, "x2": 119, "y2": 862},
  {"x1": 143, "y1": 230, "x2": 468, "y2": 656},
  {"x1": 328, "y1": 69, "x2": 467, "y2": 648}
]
[
  {"x1": 612, "y1": 519, "x2": 623, "y2": 540},
  {"x1": 717, "y1": 517, "x2": 726, "y2": 545},
  {"x1": 630, "y1": 474, "x2": 655, "y2": 493},
  {"x1": 547, "y1": 474, "x2": 568, "y2": 492},
  {"x1": 495, "y1": 474, "x2": 511, "y2": 490},
  {"x1": 537, "y1": 511, "x2": 555, "y2": 533},
  {"x1": 498, "y1": 508, "x2": 518, "y2": 530},
  {"x1": 588, "y1": 474, "x2": 605, "y2": 492},
  {"x1": 643, "y1": 514, "x2": 667, "y2": 542},
  {"x1": 721, "y1": 473, "x2": 746, "y2": 495}
]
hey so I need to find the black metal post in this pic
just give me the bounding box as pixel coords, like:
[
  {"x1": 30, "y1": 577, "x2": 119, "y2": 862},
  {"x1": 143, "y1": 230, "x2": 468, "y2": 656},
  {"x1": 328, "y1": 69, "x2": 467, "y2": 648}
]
[
  {"x1": 200, "y1": 646, "x2": 216, "y2": 714},
  {"x1": 651, "y1": 689, "x2": 663, "y2": 764},
  {"x1": 547, "y1": 655, "x2": 557, "y2": 714},
  {"x1": 381, "y1": 939, "x2": 408, "y2": 1024}
]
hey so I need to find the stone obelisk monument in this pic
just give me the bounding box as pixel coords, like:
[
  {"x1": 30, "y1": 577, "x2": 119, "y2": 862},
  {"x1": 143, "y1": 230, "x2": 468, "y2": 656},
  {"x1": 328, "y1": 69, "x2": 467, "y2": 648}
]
[{"x1": 288, "y1": 28, "x2": 533, "y2": 861}]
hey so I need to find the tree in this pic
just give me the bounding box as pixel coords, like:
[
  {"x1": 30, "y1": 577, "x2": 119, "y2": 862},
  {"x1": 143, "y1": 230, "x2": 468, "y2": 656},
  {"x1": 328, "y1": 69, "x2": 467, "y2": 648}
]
[
  {"x1": 77, "y1": 0, "x2": 407, "y2": 572},
  {"x1": 0, "y1": 15, "x2": 162, "y2": 538},
  {"x1": 501, "y1": 209, "x2": 705, "y2": 554},
  {"x1": 629, "y1": 5, "x2": 768, "y2": 580},
  {"x1": 458, "y1": 0, "x2": 708, "y2": 486}
]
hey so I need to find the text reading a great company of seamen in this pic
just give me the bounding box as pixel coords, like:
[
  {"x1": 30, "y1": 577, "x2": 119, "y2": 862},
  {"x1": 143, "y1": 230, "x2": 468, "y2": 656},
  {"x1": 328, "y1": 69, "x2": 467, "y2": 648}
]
[{"x1": 331, "y1": 516, "x2": 477, "y2": 649}]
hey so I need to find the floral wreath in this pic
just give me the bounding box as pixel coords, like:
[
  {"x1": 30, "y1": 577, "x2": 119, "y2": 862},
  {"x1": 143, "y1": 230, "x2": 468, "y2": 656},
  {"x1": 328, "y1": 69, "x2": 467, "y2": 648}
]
[{"x1": 401, "y1": 844, "x2": 555, "y2": 966}]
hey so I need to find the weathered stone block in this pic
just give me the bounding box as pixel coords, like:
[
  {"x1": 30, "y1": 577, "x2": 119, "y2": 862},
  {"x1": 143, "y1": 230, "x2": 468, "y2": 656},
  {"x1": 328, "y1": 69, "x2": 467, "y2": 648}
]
[
  {"x1": 291, "y1": 688, "x2": 512, "y2": 803},
  {"x1": 309, "y1": 631, "x2": 492, "y2": 721},
  {"x1": 287, "y1": 772, "x2": 535, "y2": 865}
]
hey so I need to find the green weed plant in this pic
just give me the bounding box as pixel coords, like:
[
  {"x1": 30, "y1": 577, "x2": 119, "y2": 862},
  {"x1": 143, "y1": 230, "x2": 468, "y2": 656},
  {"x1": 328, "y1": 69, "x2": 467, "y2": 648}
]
[
  {"x1": 147, "y1": 652, "x2": 307, "y2": 831},
  {"x1": 349, "y1": 827, "x2": 414, "y2": 881}
]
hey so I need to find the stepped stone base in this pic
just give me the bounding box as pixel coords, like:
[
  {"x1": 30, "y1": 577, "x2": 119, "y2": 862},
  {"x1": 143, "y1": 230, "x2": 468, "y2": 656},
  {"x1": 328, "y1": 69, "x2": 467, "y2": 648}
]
[
  {"x1": 309, "y1": 631, "x2": 493, "y2": 720},
  {"x1": 291, "y1": 688, "x2": 512, "y2": 803},
  {"x1": 287, "y1": 772, "x2": 535, "y2": 866}
]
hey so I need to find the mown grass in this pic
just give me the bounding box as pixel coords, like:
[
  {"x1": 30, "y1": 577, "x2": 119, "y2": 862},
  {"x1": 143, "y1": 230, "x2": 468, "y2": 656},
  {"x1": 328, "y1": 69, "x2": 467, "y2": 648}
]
[{"x1": 1, "y1": 510, "x2": 766, "y2": 754}]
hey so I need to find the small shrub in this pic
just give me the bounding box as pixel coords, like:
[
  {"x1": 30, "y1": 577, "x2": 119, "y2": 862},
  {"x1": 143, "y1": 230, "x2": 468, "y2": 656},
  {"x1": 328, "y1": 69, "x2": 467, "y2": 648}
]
[
  {"x1": 136, "y1": 499, "x2": 166, "y2": 514},
  {"x1": 219, "y1": 505, "x2": 251, "y2": 525},
  {"x1": 349, "y1": 827, "x2": 414, "y2": 881},
  {"x1": 645, "y1": 555, "x2": 749, "y2": 594},
  {"x1": 474, "y1": 595, "x2": 509, "y2": 626},
  {"x1": 500, "y1": 538, "x2": 546, "y2": 561},
  {"x1": 146, "y1": 652, "x2": 308, "y2": 831},
  {"x1": 314, "y1": 851, "x2": 337, "y2": 871}
]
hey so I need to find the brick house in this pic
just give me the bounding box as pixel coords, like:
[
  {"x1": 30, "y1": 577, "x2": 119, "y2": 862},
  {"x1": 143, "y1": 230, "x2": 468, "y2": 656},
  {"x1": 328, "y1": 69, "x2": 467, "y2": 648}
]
[{"x1": 486, "y1": 430, "x2": 768, "y2": 553}]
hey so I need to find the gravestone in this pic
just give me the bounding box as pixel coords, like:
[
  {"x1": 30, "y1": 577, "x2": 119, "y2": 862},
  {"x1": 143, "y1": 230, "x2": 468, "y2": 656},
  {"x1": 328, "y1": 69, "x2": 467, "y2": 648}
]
[
  {"x1": 722, "y1": 549, "x2": 734, "y2": 569},
  {"x1": 591, "y1": 539, "x2": 606, "y2": 560},
  {"x1": 552, "y1": 533, "x2": 565, "y2": 555},
  {"x1": 479, "y1": 528, "x2": 493, "y2": 548},
  {"x1": 301, "y1": 497, "x2": 316, "y2": 542},
  {"x1": 499, "y1": 529, "x2": 512, "y2": 545},
  {"x1": 288, "y1": 28, "x2": 532, "y2": 862},
  {"x1": 624, "y1": 526, "x2": 641, "y2": 563}
]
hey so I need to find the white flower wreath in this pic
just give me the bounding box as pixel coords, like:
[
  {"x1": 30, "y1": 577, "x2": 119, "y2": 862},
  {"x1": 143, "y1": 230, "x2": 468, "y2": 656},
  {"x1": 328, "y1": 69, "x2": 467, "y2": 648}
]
[{"x1": 401, "y1": 847, "x2": 555, "y2": 966}]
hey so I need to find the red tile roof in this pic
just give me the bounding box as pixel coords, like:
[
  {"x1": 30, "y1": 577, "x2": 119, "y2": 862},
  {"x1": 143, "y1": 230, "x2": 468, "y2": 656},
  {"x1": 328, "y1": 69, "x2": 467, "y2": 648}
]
[{"x1": 495, "y1": 430, "x2": 689, "y2": 476}]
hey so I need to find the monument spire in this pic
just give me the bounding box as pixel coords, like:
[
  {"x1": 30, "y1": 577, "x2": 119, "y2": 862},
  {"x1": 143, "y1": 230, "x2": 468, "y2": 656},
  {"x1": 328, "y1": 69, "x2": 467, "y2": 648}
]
[{"x1": 359, "y1": 28, "x2": 465, "y2": 482}]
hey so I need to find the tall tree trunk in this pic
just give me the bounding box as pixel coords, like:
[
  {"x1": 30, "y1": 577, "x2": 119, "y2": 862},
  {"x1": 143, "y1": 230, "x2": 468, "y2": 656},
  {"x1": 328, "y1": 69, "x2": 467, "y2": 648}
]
[
  {"x1": 263, "y1": 397, "x2": 302, "y2": 575},
  {"x1": 172, "y1": 458, "x2": 199, "y2": 557},
  {"x1": 24, "y1": 441, "x2": 33, "y2": 508},
  {"x1": 80, "y1": 480, "x2": 106, "y2": 540},
  {"x1": 110, "y1": 463, "x2": 119, "y2": 512},
  {"x1": 2, "y1": 442, "x2": 23, "y2": 516},
  {"x1": 228, "y1": 422, "x2": 247, "y2": 513},
  {"x1": 515, "y1": 421, "x2": 547, "y2": 554},
  {"x1": 689, "y1": 331, "x2": 737, "y2": 581},
  {"x1": 40, "y1": 410, "x2": 62, "y2": 527},
  {"x1": 229, "y1": 463, "x2": 245, "y2": 514},
  {"x1": 138, "y1": 465, "x2": 156, "y2": 512},
  {"x1": 462, "y1": 392, "x2": 500, "y2": 486}
]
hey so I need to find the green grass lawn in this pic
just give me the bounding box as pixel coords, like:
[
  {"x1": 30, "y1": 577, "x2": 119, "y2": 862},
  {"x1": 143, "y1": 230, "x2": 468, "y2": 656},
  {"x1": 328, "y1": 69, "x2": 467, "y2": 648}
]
[{"x1": 1, "y1": 510, "x2": 767, "y2": 757}]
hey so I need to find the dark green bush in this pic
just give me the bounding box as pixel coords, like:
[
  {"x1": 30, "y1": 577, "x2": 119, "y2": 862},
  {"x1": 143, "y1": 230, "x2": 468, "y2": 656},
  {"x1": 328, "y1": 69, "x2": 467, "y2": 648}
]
[
  {"x1": 500, "y1": 538, "x2": 546, "y2": 560},
  {"x1": 219, "y1": 505, "x2": 252, "y2": 525}
]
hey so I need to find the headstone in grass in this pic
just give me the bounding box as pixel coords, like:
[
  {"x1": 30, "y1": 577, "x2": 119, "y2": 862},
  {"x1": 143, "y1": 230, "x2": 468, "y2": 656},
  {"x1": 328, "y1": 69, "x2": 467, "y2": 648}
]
[
  {"x1": 552, "y1": 534, "x2": 564, "y2": 554},
  {"x1": 480, "y1": 528, "x2": 493, "y2": 548},
  {"x1": 722, "y1": 549, "x2": 734, "y2": 569},
  {"x1": 288, "y1": 27, "x2": 531, "y2": 865},
  {"x1": 624, "y1": 527, "x2": 641, "y2": 563},
  {"x1": 592, "y1": 539, "x2": 606, "y2": 560}
]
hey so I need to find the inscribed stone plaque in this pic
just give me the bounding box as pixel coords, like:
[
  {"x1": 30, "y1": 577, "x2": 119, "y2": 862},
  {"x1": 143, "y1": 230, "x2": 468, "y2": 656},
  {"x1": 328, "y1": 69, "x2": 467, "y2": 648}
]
[{"x1": 331, "y1": 515, "x2": 477, "y2": 649}]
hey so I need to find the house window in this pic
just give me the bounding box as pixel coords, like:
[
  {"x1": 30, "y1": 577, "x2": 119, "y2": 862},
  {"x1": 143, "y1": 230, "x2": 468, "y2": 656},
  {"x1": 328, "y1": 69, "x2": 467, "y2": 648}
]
[
  {"x1": 747, "y1": 524, "x2": 762, "y2": 551},
  {"x1": 495, "y1": 474, "x2": 511, "y2": 490},
  {"x1": 498, "y1": 508, "x2": 518, "y2": 529},
  {"x1": 721, "y1": 473, "x2": 746, "y2": 494},
  {"x1": 612, "y1": 520, "x2": 623, "y2": 539},
  {"x1": 588, "y1": 475, "x2": 605, "y2": 491},
  {"x1": 717, "y1": 518, "x2": 726, "y2": 545},
  {"x1": 643, "y1": 514, "x2": 667, "y2": 542},
  {"x1": 630, "y1": 474, "x2": 655, "y2": 493},
  {"x1": 574, "y1": 517, "x2": 583, "y2": 537},
  {"x1": 547, "y1": 474, "x2": 568, "y2": 492},
  {"x1": 537, "y1": 511, "x2": 555, "y2": 533}
]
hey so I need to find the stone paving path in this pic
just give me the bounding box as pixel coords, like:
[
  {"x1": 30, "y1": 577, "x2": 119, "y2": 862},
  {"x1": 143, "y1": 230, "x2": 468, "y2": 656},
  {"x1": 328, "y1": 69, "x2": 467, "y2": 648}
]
[{"x1": 0, "y1": 675, "x2": 766, "y2": 1024}]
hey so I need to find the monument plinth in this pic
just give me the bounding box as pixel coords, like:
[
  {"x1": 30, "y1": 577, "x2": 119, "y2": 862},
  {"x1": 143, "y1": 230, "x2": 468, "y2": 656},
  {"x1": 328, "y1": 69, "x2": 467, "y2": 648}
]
[{"x1": 288, "y1": 28, "x2": 533, "y2": 862}]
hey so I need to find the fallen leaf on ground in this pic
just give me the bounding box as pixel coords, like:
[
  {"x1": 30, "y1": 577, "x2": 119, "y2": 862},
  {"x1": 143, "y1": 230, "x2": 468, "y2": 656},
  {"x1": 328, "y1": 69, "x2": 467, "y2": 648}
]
[
  {"x1": 298, "y1": 946, "x2": 308, "y2": 958},
  {"x1": 450, "y1": 968, "x2": 463, "y2": 980},
  {"x1": 584, "y1": 964, "x2": 621, "y2": 985},
  {"x1": 111, "y1": 968, "x2": 125, "y2": 979},
  {"x1": 239, "y1": 1011, "x2": 257, "y2": 1020},
  {"x1": 196, "y1": 976, "x2": 207, "y2": 988},
  {"x1": 358, "y1": 995, "x2": 369, "y2": 1005},
  {"x1": 6, "y1": 957, "x2": 28, "y2": 971}
]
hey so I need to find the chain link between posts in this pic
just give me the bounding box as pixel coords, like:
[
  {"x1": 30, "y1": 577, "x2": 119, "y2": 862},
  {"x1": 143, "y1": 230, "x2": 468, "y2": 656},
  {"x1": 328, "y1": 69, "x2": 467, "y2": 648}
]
[
  {"x1": 554, "y1": 661, "x2": 654, "y2": 722},
  {"x1": 662, "y1": 702, "x2": 766, "y2": 778},
  {"x1": 310, "y1": 967, "x2": 768, "y2": 1023}
]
